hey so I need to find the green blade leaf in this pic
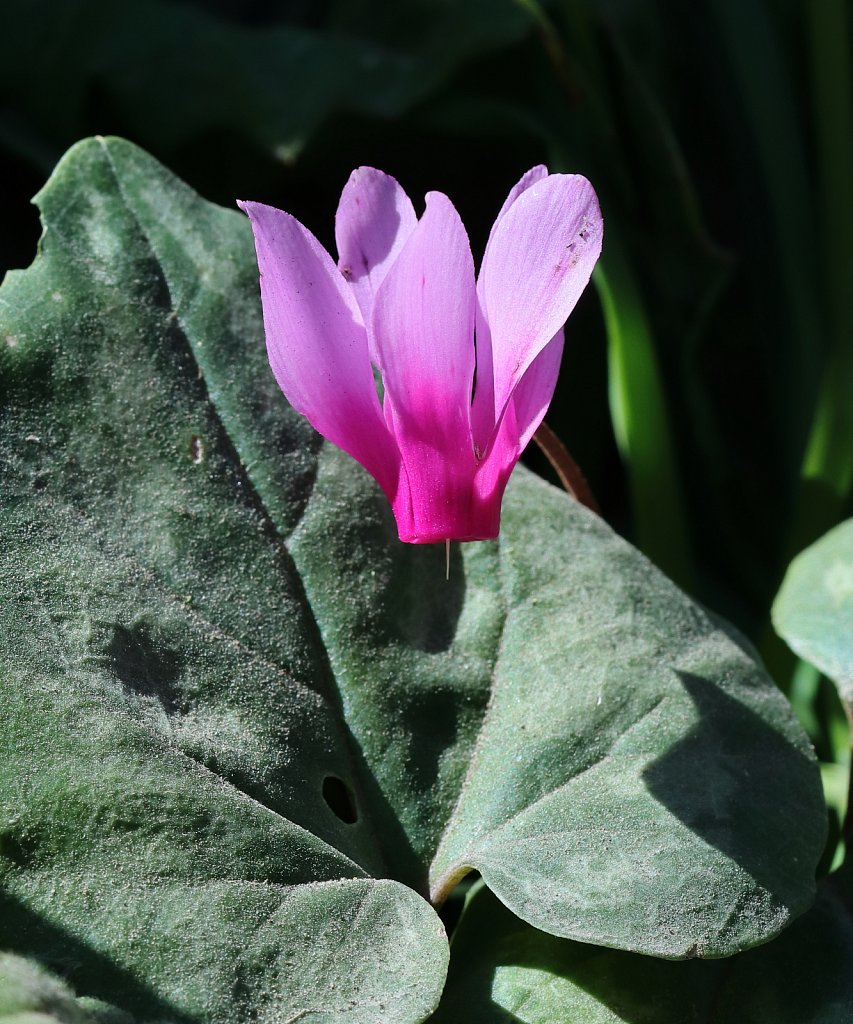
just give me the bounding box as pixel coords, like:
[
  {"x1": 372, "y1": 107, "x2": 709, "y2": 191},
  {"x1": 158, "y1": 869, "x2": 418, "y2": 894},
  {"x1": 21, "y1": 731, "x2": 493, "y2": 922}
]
[
  {"x1": 773, "y1": 518, "x2": 853, "y2": 705},
  {"x1": 709, "y1": 0, "x2": 823, "y2": 462},
  {"x1": 0, "y1": 137, "x2": 827, "y2": 1019},
  {"x1": 432, "y1": 875, "x2": 853, "y2": 1024},
  {"x1": 792, "y1": 0, "x2": 853, "y2": 552},
  {"x1": 593, "y1": 235, "x2": 693, "y2": 589}
]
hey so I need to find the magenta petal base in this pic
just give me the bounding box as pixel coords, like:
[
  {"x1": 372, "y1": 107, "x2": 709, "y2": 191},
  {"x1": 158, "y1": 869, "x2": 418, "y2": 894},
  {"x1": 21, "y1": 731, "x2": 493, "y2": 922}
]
[
  {"x1": 392, "y1": 485, "x2": 503, "y2": 544},
  {"x1": 240, "y1": 165, "x2": 602, "y2": 546}
]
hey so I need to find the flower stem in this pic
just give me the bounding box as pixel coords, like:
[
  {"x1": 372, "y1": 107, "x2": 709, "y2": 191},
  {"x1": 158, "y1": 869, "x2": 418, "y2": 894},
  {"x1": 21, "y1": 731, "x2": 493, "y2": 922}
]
[{"x1": 533, "y1": 420, "x2": 599, "y2": 513}]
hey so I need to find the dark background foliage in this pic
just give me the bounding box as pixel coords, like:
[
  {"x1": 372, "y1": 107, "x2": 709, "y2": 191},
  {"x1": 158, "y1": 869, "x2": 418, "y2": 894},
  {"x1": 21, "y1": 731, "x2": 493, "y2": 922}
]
[{"x1": 2, "y1": 0, "x2": 851, "y2": 771}]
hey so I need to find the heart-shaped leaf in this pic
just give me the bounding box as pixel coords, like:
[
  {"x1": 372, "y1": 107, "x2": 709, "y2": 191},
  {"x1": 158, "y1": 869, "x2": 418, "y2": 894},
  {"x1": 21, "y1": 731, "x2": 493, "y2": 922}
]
[
  {"x1": 432, "y1": 870, "x2": 853, "y2": 1023},
  {"x1": 773, "y1": 518, "x2": 853, "y2": 704},
  {"x1": 0, "y1": 137, "x2": 826, "y2": 1021}
]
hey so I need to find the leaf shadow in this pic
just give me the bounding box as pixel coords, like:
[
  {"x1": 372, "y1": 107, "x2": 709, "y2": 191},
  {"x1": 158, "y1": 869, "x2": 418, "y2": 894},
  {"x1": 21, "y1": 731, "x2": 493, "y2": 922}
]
[
  {"x1": 0, "y1": 890, "x2": 197, "y2": 1024},
  {"x1": 642, "y1": 671, "x2": 825, "y2": 909},
  {"x1": 432, "y1": 885, "x2": 723, "y2": 1024},
  {"x1": 97, "y1": 619, "x2": 186, "y2": 714}
]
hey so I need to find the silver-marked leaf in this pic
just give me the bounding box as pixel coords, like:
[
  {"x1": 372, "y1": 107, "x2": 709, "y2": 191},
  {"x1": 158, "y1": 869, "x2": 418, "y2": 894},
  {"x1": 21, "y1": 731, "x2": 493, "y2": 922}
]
[
  {"x1": 0, "y1": 137, "x2": 447, "y2": 1024},
  {"x1": 295, "y1": 449, "x2": 825, "y2": 956},
  {"x1": 773, "y1": 518, "x2": 853, "y2": 704},
  {"x1": 0, "y1": 138, "x2": 826, "y2": 1022}
]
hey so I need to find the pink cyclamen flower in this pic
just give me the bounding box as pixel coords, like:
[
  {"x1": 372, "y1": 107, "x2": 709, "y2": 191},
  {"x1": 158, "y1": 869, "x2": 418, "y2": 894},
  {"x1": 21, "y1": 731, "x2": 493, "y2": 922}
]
[{"x1": 239, "y1": 165, "x2": 602, "y2": 544}]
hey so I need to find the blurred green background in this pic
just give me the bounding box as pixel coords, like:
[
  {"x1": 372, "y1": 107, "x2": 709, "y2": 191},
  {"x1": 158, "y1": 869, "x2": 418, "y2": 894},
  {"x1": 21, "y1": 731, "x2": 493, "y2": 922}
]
[{"x1": 2, "y1": 0, "x2": 851, "y2": 848}]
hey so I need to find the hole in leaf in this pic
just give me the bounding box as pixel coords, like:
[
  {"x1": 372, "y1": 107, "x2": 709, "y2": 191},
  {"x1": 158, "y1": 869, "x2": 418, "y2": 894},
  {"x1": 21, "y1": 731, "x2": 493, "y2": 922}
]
[
  {"x1": 189, "y1": 435, "x2": 203, "y2": 463},
  {"x1": 322, "y1": 775, "x2": 358, "y2": 824}
]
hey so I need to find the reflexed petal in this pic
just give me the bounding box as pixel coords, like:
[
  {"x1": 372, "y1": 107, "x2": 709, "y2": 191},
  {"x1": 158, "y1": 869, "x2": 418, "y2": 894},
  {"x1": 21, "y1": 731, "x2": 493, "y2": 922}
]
[
  {"x1": 478, "y1": 174, "x2": 602, "y2": 430},
  {"x1": 372, "y1": 191, "x2": 480, "y2": 542},
  {"x1": 510, "y1": 327, "x2": 565, "y2": 453},
  {"x1": 372, "y1": 191, "x2": 476, "y2": 449},
  {"x1": 335, "y1": 166, "x2": 418, "y2": 330},
  {"x1": 471, "y1": 165, "x2": 549, "y2": 453},
  {"x1": 491, "y1": 164, "x2": 550, "y2": 230},
  {"x1": 239, "y1": 200, "x2": 400, "y2": 498},
  {"x1": 475, "y1": 330, "x2": 564, "y2": 514}
]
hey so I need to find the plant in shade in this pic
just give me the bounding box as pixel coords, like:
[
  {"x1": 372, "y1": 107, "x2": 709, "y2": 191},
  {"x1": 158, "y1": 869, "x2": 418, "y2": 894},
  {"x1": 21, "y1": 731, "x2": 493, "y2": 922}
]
[{"x1": 239, "y1": 166, "x2": 602, "y2": 544}]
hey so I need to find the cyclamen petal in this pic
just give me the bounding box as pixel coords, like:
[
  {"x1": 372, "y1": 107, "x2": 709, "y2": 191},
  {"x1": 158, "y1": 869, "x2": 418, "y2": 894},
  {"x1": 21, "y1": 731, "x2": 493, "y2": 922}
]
[
  {"x1": 479, "y1": 173, "x2": 603, "y2": 430},
  {"x1": 507, "y1": 327, "x2": 566, "y2": 456},
  {"x1": 372, "y1": 192, "x2": 480, "y2": 542},
  {"x1": 237, "y1": 200, "x2": 400, "y2": 502},
  {"x1": 490, "y1": 164, "x2": 550, "y2": 231},
  {"x1": 471, "y1": 164, "x2": 549, "y2": 455},
  {"x1": 334, "y1": 166, "x2": 418, "y2": 332},
  {"x1": 239, "y1": 167, "x2": 602, "y2": 545},
  {"x1": 372, "y1": 193, "x2": 476, "y2": 457},
  {"x1": 473, "y1": 329, "x2": 565, "y2": 519}
]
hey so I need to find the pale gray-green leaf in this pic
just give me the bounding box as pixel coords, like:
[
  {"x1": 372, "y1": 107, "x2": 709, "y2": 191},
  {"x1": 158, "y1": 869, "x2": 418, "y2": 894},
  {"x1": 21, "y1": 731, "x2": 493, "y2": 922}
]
[
  {"x1": 432, "y1": 879, "x2": 853, "y2": 1023},
  {"x1": 773, "y1": 518, "x2": 853, "y2": 704},
  {"x1": 0, "y1": 953, "x2": 87, "y2": 1024},
  {"x1": 295, "y1": 450, "x2": 825, "y2": 956},
  {"x1": 0, "y1": 136, "x2": 447, "y2": 1024}
]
